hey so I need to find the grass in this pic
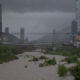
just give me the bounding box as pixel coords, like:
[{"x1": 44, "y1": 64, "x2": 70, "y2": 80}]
[
  {"x1": 39, "y1": 57, "x2": 56, "y2": 67},
  {"x1": 0, "y1": 44, "x2": 37, "y2": 64},
  {"x1": 39, "y1": 63, "x2": 48, "y2": 67},
  {"x1": 58, "y1": 64, "x2": 68, "y2": 77},
  {"x1": 0, "y1": 50, "x2": 18, "y2": 64},
  {"x1": 0, "y1": 45, "x2": 21, "y2": 64},
  {"x1": 29, "y1": 57, "x2": 39, "y2": 62},
  {"x1": 0, "y1": 45, "x2": 28, "y2": 64},
  {"x1": 29, "y1": 56, "x2": 49, "y2": 62},
  {"x1": 39, "y1": 56, "x2": 49, "y2": 60},
  {"x1": 42, "y1": 46, "x2": 80, "y2": 79},
  {"x1": 28, "y1": 55, "x2": 56, "y2": 67},
  {"x1": 69, "y1": 63, "x2": 80, "y2": 80},
  {"x1": 62, "y1": 56, "x2": 79, "y2": 64},
  {"x1": 43, "y1": 46, "x2": 80, "y2": 57}
]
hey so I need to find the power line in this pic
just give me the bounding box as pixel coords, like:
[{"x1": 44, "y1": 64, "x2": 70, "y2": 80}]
[{"x1": 11, "y1": 32, "x2": 72, "y2": 35}]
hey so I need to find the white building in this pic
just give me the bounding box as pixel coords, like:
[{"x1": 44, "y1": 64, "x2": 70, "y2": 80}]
[{"x1": 74, "y1": 35, "x2": 80, "y2": 47}]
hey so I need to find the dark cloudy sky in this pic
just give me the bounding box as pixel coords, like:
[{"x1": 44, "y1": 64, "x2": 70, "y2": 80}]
[
  {"x1": 0, "y1": 0, "x2": 76, "y2": 40},
  {"x1": 0, "y1": 0, "x2": 75, "y2": 12}
]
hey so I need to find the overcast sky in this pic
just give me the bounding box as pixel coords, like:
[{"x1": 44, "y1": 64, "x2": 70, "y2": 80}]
[{"x1": 0, "y1": 0, "x2": 76, "y2": 40}]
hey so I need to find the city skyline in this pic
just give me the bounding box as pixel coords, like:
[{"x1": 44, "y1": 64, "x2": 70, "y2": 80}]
[{"x1": 0, "y1": 0, "x2": 76, "y2": 40}]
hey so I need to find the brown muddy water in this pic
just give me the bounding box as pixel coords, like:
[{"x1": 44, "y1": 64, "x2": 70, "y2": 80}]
[{"x1": 0, "y1": 51, "x2": 74, "y2": 80}]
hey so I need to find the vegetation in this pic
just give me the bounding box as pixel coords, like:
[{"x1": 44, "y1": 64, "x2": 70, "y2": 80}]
[
  {"x1": 30, "y1": 57, "x2": 39, "y2": 62},
  {"x1": 0, "y1": 44, "x2": 37, "y2": 64},
  {"x1": 39, "y1": 56, "x2": 48, "y2": 60},
  {"x1": 28, "y1": 56, "x2": 56, "y2": 67},
  {"x1": 29, "y1": 55, "x2": 49, "y2": 62},
  {"x1": 0, "y1": 45, "x2": 36, "y2": 64},
  {"x1": 69, "y1": 63, "x2": 80, "y2": 80},
  {"x1": 62, "y1": 56, "x2": 79, "y2": 64},
  {"x1": 0, "y1": 52, "x2": 18, "y2": 64},
  {"x1": 0, "y1": 45, "x2": 20, "y2": 64},
  {"x1": 1, "y1": 45, "x2": 80, "y2": 80},
  {"x1": 45, "y1": 57, "x2": 56, "y2": 65},
  {"x1": 58, "y1": 64, "x2": 68, "y2": 77},
  {"x1": 43, "y1": 46, "x2": 80, "y2": 79},
  {"x1": 39, "y1": 57, "x2": 56, "y2": 67},
  {"x1": 43, "y1": 46, "x2": 80, "y2": 57}
]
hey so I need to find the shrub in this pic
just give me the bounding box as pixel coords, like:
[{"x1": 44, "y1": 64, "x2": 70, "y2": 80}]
[
  {"x1": 45, "y1": 57, "x2": 56, "y2": 65},
  {"x1": 43, "y1": 46, "x2": 80, "y2": 57},
  {"x1": 31, "y1": 57, "x2": 39, "y2": 62},
  {"x1": 58, "y1": 64, "x2": 68, "y2": 77},
  {"x1": 0, "y1": 45, "x2": 20, "y2": 64},
  {"x1": 39, "y1": 56, "x2": 48, "y2": 60},
  {"x1": 69, "y1": 64, "x2": 80, "y2": 80},
  {"x1": 39, "y1": 57, "x2": 56, "y2": 67},
  {"x1": 62, "y1": 56, "x2": 78, "y2": 64},
  {"x1": 0, "y1": 52, "x2": 18, "y2": 64}
]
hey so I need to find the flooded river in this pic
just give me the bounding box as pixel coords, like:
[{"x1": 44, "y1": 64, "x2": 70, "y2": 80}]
[{"x1": 0, "y1": 51, "x2": 74, "y2": 80}]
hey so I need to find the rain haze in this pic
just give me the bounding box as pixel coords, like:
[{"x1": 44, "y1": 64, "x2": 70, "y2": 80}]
[
  {"x1": 0, "y1": 0, "x2": 76, "y2": 40},
  {"x1": 0, "y1": 1, "x2": 80, "y2": 80}
]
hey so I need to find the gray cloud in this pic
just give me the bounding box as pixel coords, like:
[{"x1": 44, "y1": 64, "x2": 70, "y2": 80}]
[
  {"x1": 1, "y1": 0, "x2": 75, "y2": 40},
  {"x1": 2, "y1": 12, "x2": 75, "y2": 40},
  {"x1": 0, "y1": 0, "x2": 75, "y2": 13}
]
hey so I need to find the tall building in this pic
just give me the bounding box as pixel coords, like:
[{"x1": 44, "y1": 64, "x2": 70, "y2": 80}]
[
  {"x1": 71, "y1": 20, "x2": 78, "y2": 35},
  {"x1": 0, "y1": 4, "x2": 2, "y2": 44},
  {"x1": 0, "y1": 4, "x2": 2, "y2": 35},
  {"x1": 5, "y1": 27, "x2": 9, "y2": 34},
  {"x1": 76, "y1": 0, "x2": 80, "y2": 31},
  {"x1": 71, "y1": 20, "x2": 78, "y2": 44},
  {"x1": 20, "y1": 28, "x2": 24, "y2": 42}
]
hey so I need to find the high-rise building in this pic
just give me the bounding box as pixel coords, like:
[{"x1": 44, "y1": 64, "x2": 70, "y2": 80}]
[
  {"x1": 0, "y1": 4, "x2": 2, "y2": 43},
  {"x1": 5, "y1": 27, "x2": 9, "y2": 34},
  {"x1": 20, "y1": 28, "x2": 24, "y2": 42},
  {"x1": 0, "y1": 4, "x2": 2, "y2": 35},
  {"x1": 71, "y1": 20, "x2": 78, "y2": 44},
  {"x1": 71, "y1": 20, "x2": 78, "y2": 35},
  {"x1": 75, "y1": 0, "x2": 80, "y2": 31}
]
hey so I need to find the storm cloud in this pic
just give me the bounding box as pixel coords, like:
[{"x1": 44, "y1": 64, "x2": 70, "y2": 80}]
[
  {"x1": 0, "y1": 0, "x2": 76, "y2": 40},
  {"x1": 0, "y1": 0, "x2": 75, "y2": 12}
]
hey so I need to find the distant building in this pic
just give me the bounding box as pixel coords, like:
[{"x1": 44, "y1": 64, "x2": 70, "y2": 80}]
[
  {"x1": 73, "y1": 0, "x2": 80, "y2": 46},
  {"x1": 0, "y1": 4, "x2": 2, "y2": 43},
  {"x1": 71, "y1": 20, "x2": 78, "y2": 35},
  {"x1": 0, "y1": 4, "x2": 2, "y2": 34},
  {"x1": 76, "y1": 0, "x2": 80, "y2": 30},
  {"x1": 0, "y1": 4, "x2": 25, "y2": 44},
  {"x1": 20, "y1": 28, "x2": 24, "y2": 43},
  {"x1": 74, "y1": 35, "x2": 80, "y2": 47},
  {"x1": 71, "y1": 20, "x2": 78, "y2": 44},
  {"x1": 5, "y1": 27, "x2": 9, "y2": 34},
  {"x1": 2, "y1": 32, "x2": 20, "y2": 44}
]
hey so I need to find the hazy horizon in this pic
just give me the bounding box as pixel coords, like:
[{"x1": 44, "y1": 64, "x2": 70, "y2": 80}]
[{"x1": 0, "y1": 0, "x2": 76, "y2": 40}]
